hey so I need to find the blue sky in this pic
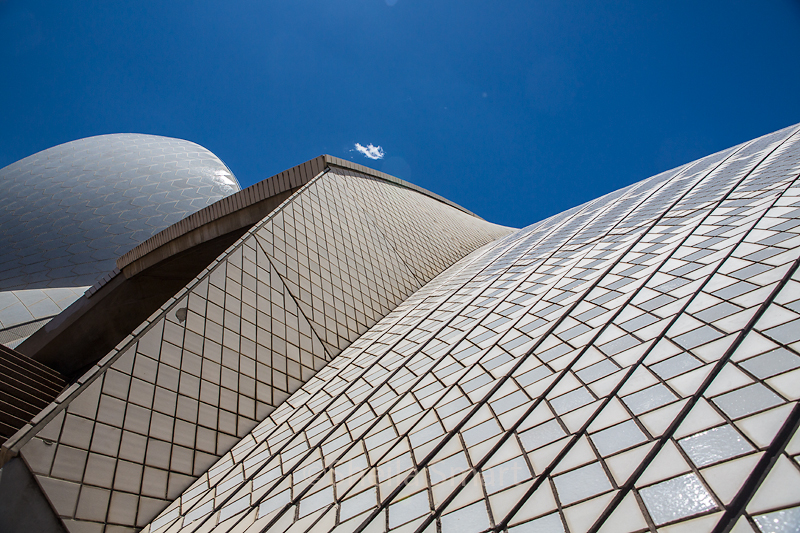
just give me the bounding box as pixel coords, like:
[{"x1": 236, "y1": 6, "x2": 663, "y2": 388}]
[{"x1": 1, "y1": 1, "x2": 799, "y2": 229}]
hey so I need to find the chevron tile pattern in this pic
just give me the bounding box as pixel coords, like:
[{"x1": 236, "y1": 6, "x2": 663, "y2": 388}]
[
  {"x1": 137, "y1": 124, "x2": 800, "y2": 533},
  {"x1": 5, "y1": 166, "x2": 510, "y2": 532}
]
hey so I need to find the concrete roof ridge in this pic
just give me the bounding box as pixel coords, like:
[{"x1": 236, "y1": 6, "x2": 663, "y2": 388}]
[
  {"x1": 116, "y1": 155, "x2": 482, "y2": 271},
  {"x1": 321, "y1": 155, "x2": 480, "y2": 218}
]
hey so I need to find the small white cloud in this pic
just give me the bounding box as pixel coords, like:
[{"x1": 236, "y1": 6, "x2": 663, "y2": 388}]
[{"x1": 354, "y1": 143, "x2": 385, "y2": 160}]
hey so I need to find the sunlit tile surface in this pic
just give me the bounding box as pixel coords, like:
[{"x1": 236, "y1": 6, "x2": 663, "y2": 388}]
[
  {"x1": 7, "y1": 122, "x2": 800, "y2": 532},
  {"x1": 639, "y1": 473, "x2": 717, "y2": 525},
  {"x1": 130, "y1": 124, "x2": 800, "y2": 533},
  {"x1": 753, "y1": 506, "x2": 800, "y2": 533},
  {"x1": 679, "y1": 424, "x2": 753, "y2": 467}
]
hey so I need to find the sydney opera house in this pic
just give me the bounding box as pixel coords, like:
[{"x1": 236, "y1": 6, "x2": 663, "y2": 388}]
[{"x1": 1, "y1": 125, "x2": 799, "y2": 533}]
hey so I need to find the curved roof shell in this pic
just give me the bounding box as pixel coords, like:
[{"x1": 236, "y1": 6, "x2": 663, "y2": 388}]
[{"x1": 0, "y1": 133, "x2": 240, "y2": 292}]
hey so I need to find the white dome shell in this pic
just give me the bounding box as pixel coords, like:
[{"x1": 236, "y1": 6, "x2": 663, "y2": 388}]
[
  {"x1": 0, "y1": 134, "x2": 240, "y2": 345},
  {"x1": 0, "y1": 133, "x2": 241, "y2": 291}
]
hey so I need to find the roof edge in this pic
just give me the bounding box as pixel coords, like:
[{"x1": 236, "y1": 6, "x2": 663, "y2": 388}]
[
  {"x1": 116, "y1": 155, "x2": 481, "y2": 271},
  {"x1": 321, "y1": 155, "x2": 480, "y2": 218}
]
